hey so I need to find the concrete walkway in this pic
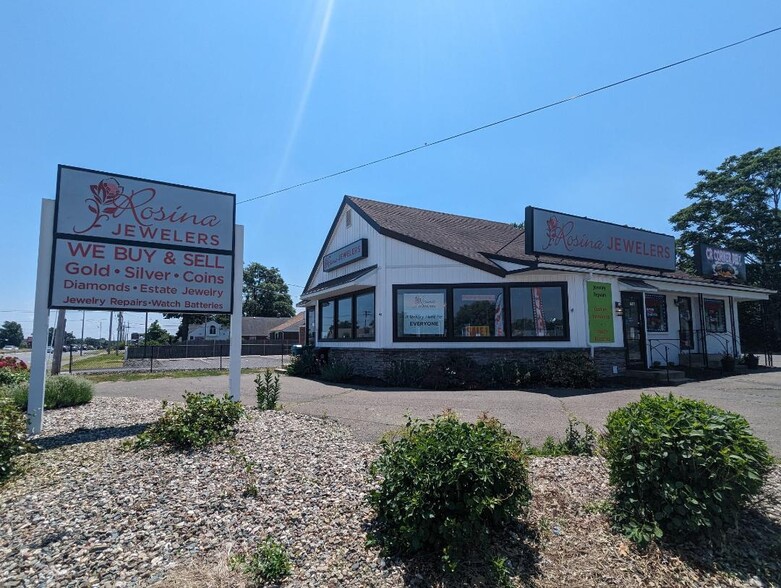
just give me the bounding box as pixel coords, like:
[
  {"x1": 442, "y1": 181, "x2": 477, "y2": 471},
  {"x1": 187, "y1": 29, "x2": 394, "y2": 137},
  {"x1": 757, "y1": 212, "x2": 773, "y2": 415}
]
[{"x1": 92, "y1": 367, "x2": 781, "y2": 456}]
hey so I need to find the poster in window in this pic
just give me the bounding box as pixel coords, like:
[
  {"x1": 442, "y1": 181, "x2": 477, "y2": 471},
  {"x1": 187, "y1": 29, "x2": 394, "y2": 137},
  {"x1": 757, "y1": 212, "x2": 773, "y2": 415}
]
[
  {"x1": 531, "y1": 287, "x2": 547, "y2": 337},
  {"x1": 403, "y1": 293, "x2": 446, "y2": 335},
  {"x1": 644, "y1": 294, "x2": 668, "y2": 332}
]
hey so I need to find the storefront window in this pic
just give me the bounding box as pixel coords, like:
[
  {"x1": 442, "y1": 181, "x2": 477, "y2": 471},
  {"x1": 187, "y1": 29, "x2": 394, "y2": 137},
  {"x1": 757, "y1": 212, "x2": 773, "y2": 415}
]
[
  {"x1": 355, "y1": 291, "x2": 375, "y2": 339},
  {"x1": 318, "y1": 289, "x2": 375, "y2": 341},
  {"x1": 453, "y1": 287, "x2": 504, "y2": 337},
  {"x1": 644, "y1": 294, "x2": 668, "y2": 332},
  {"x1": 336, "y1": 297, "x2": 354, "y2": 339},
  {"x1": 704, "y1": 298, "x2": 727, "y2": 333},
  {"x1": 509, "y1": 285, "x2": 567, "y2": 339},
  {"x1": 319, "y1": 300, "x2": 335, "y2": 340},
  {"x1": 306, "y1": 307, "x2": 315, "y2": 345},
  {"x1": 396, "y1": 288, "x2": 448, "y2": 338}
]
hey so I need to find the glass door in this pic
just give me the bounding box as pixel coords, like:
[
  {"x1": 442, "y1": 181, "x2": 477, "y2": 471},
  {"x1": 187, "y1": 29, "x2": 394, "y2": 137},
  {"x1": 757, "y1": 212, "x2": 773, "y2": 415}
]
[
  {"x1": 621, "y1": 291, "x2": 647, "y2": 369},
  {"x1": 677, "y1": 297, "x2": 694, "y2": 350}
]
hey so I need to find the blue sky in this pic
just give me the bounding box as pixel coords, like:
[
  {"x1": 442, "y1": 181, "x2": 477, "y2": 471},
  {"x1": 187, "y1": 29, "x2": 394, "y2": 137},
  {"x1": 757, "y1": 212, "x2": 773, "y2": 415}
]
[{"x1": 1, "y1": 2, "x2": 780, "y2": 340}]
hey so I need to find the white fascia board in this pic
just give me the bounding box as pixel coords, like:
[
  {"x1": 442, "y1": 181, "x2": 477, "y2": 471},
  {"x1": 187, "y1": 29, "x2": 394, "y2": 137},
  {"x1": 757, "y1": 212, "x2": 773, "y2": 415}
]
[{"x1": 535, "y1": 263, "x2": 774, "y2": 299}]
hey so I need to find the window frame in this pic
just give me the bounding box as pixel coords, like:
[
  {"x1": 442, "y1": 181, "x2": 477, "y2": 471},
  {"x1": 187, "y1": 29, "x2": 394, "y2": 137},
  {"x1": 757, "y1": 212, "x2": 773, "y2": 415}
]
[
  {"x1": 392, "y1": 282, "x2": 570, "y2": 343},
  {"x1": 644, "y1": 293, "x2": 668, "y2": 333},
  {"x1": 305, "y1": 307, "x2": 316, "y2": 346},
  {"x1": 317, "y1": 288, "x2": 376, "y2": 342},
  {"x1": 704, "y1": 298, "x2": 727, "y2": 333}
]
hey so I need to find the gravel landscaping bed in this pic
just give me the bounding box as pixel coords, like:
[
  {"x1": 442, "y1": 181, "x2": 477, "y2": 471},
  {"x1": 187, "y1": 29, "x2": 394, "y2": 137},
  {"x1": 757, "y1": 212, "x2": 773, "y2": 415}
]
[{"x1": 1, "y1": 397, "x2": 779, "y2": 587}]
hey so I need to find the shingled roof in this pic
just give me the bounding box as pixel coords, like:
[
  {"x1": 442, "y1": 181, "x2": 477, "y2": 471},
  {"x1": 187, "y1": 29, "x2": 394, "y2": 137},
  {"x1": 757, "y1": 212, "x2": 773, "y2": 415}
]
[{"x1": 304, "y1": 195, "x2": 770, "y2": 293}]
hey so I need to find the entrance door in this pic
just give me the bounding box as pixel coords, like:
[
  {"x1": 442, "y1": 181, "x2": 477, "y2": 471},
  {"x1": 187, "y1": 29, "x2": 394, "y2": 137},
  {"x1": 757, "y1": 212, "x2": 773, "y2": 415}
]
[
  {"x1": 677, "y1": 297, "x2": 694, "y2": 350},
  {"x1": 621, "y1": 291, "x2": 647, "y2": 369}
]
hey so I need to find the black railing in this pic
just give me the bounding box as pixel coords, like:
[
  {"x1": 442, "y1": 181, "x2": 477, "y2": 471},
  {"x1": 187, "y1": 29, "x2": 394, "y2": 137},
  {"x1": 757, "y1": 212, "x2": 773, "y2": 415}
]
[
  {"x1": 647, "y1": 337, "x2": 686, "y2": 385},
  {"x1": 126, "y1": 341, "x2": 293, "y2": 360}
]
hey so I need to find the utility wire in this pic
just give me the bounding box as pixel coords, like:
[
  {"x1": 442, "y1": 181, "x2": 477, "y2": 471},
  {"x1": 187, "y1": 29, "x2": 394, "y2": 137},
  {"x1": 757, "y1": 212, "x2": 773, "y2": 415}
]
[{"x1": 237, "y1": 26, "x2": 781, "y2": 205}]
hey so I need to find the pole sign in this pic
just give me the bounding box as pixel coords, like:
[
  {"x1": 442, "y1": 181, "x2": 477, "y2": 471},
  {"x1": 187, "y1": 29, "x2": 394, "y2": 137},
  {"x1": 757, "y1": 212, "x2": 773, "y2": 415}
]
[
  {"x1": 49, "y1": 165, "x2": 235, "y2": 313},
  {"x1": 525, "y1": 207, "x2": 676, "y2": 271},
  {"x1": 586, "y1": 281, "x2": 615, "y2": 343},
  {"x1": 693, "y1": 243, "x2": 746, "y2": 281}
]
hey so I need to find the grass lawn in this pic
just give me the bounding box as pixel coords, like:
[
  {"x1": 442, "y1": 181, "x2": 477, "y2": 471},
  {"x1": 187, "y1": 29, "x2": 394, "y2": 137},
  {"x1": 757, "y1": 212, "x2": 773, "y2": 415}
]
[
  {"x1": 82, "y1": 367, "x2": 265, "y2": 383},
  {"x1": 68, "y1": 353, "x2": 126, "y2": 370}
]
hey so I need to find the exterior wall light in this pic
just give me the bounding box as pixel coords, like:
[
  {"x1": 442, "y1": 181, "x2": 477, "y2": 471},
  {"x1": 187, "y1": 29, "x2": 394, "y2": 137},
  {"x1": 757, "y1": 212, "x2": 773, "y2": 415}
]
[{"x1": 615, "y1": 301, "x2": 624, "y2": 316}]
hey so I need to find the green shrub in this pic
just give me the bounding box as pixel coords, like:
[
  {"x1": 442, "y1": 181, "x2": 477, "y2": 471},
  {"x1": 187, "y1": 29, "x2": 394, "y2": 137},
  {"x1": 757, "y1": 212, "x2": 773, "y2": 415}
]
[
  {"x1": 132, "y1": 392, "x2": 244, "y2": 450},
  {"x1": 229, "y1": 537, "x2": 292, "y2": 584},
  {"x1": 9, "y1": 375, "x2": 94, "y2": 410},
  {"x1": 527, "y1": 416, "x2": 598, "y2": 456},
  {"x1": 285, "y1": 346, "x2": 320, "y2": 377},
  {"x1": 255, "y1": 369, "x2": 281, "y2": 410},
  {"x1": 319, "y1": 358, "x2": 354, "y2": 383},
  {"x1": 541, "y1": 351, "x2": 599, "y2": 388},
  {"x1": 604, "y1": 393, "x2": 773, "y2": 546},
  {"x1": 367, "y1": 412, "x2": 531, "y2": 569},
  {"x1": 421, "y1": 354, "x2": 481, "y2": 390},
  {"x1": 0, "y1": 397, "x2": 31, "y2": 483},
  {"x1": 384, "y1": 359, "x2": 429, "y2": 387}
]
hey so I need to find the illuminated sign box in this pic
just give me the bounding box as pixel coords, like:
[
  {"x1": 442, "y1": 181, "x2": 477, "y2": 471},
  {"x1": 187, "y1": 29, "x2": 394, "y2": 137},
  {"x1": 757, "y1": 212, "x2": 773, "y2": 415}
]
[
  {"x1": 525, "y1": 206, "x2": 676, "y2": 272},
  {"x1": 323, "y1": 238, "x2": 368, "y2": 272},
  {"x1": 49, "y1": 165, "x2": 235, "y2": 313},
  {"x1": 694, "y1": 243, "x2": 746, "y2": 281}
]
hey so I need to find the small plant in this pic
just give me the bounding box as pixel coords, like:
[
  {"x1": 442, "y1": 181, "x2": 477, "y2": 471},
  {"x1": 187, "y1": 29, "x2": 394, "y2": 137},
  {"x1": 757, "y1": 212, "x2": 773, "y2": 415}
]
[
  {"x1": 229, "y1": 537, "x2": 292, "y2": 585},
  {"x1": 8, "y1": 375, "x2": 93, "y2": 410},
  {"x1": 527, "y1": 416, "x2": 597, "y2": 456},
  {"x1": 491, "y1": 556, "x2": 513, "y2": 588},
  {"x1": 254, "y1": 369, "x2": 281, "y2": 410},
  {"x1": 319, "y1": 358, "x2": 354, "y2": 383},
  {"x1": 367, "y1": 412, "x2": 531, "y2": 569},
  {"x1": 384, "y1": 359, "x2": 429, "y2": 387},
  {"x1": 421, "y1": 353, "x2": 481, "y2": 390},
  {"x1": 131, "y1": 392, "x2": 244, "y2": 450},
  {"x1": 230, "y1": 447, "x2": 260, "y2": 498},
  {"x1": 285, "y1": 346, "x2": 320, "y2": 377},
  {"x1": 604, "y1": 393, "x2": 772, "y2": 546},
  {"x1": 0, "y1": 355, "x2": 30, "y2": 388},
  {"x1": 743, "y1": 353, "x2": 759, "y2": 369},
  {"x1": 0, "y1": 397, "x2": 32, "y2": 483},
  {"x1": 541, "y1": 351, "x2": 599, "y2": 388}
]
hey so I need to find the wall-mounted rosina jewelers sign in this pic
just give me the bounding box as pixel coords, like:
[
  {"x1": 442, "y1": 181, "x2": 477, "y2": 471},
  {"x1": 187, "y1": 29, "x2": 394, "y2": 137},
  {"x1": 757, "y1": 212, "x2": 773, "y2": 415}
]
[
  {"x1": 323, "y1": 238, "x2": 368, "y2": 272},
  {"x1": 49, "y1": 165, "x2": 235, "y2": 313},
  {"x1": 525, "y1": 206, "x2": 676, "y2": 271}
]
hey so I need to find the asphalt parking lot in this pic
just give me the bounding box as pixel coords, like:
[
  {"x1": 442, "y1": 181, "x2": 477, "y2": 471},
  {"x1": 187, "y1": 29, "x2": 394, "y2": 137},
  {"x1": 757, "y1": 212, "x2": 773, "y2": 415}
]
[{"x1": 91, "y1": 366, "x2": 781, "y2": 456}]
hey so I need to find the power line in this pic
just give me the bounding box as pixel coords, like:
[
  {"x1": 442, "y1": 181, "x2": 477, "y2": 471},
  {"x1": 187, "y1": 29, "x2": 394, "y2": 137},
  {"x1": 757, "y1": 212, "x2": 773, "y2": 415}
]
[{"x1": 237, "y1": 26, "x2": 781, "y2": 205}]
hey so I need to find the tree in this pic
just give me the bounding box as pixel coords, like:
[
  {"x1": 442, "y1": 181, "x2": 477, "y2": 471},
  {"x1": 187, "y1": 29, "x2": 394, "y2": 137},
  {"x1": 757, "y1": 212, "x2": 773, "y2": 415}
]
[
  {"x1": 144, "y1": 320, "x2": 172, "y2": 346},
  {"x1": 47, "y1": 326, "x2": 75, "y2": 345},
  {"x1": 669, "y1": 147, "x2": 781, "y2": 349},
  {"x1": 243, "y1": 263, "x2": 295, "y2": 317},
  {"x1": 0, "y1": 321, "x2": 23, "y2": 347}
]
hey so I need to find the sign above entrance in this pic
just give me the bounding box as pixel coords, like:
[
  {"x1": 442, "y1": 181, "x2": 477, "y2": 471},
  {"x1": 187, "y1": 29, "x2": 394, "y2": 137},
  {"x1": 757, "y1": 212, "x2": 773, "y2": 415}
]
[
  {"x1": 323, "y1": 238, "x2": 368, "y2": 272},
  {"x1": 525, "y1": 207, "x2": 676, "y2": 271},
  {"x1": 49, "y1": 165, "x2": 236, "y2": 313},
  {"x1": 694, "y1": 243, "x2": 746, "y2": 281}
]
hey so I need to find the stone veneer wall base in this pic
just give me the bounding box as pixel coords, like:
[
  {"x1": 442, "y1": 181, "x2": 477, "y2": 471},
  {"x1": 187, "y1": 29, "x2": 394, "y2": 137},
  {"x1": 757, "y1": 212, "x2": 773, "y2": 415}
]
[{"x1": 326, "y1": 347, "x2": 627, "y2": 381}]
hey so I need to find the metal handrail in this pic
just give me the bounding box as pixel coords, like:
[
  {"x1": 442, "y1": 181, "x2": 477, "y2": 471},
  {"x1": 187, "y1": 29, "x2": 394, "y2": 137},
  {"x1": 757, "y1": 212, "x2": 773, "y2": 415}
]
[{"x1": 647, "y1": 336, "x2": 686, "y2": 385}]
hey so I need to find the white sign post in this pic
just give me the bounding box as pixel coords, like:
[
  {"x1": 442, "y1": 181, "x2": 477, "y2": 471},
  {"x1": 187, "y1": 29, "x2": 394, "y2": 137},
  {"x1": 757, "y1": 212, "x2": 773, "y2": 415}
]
[{"x1": 28, "y1": 166, "x2": 238, "y2": 434}]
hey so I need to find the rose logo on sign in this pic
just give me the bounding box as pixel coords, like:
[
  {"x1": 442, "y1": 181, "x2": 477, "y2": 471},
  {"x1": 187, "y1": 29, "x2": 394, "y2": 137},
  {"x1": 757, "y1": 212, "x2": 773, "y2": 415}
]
[{"x1": 73, "y1": 177, "x2": 220, "y2": 235}]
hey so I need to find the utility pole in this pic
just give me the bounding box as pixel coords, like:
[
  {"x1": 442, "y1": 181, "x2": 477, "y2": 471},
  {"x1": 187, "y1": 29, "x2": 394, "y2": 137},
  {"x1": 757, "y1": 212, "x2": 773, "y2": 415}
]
[
  {"x1": 80, "y1": 310, "x2": 85, "y2": 356},
  {"x1": 107, "y1": 311, "x2": 113, "y2": 354},
  {"x1": 51, "y1": 309, "x2": 66, "y2": 375}
]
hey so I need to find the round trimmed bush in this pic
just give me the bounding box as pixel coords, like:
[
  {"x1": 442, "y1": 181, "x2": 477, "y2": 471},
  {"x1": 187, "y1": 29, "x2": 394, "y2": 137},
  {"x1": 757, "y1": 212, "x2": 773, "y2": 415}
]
[
  {"x1": 9, "y1": 375, "x2": 94, "y2": 410},
  {"x1": 367, "y1": 412, "x2": 531, "y2": 567},
  {"x1": 1, "y1": 397, "x2": 29, "y2": 482},
  {"x1": 604, "y1": 393, "x2": 772, "y2": 545}
]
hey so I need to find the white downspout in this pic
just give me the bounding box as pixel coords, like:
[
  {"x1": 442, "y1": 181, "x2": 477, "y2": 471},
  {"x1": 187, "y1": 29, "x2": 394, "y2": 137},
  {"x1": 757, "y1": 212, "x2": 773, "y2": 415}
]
[{"x1": 584, "y1": 272, "x2": 594, "y2": 358}]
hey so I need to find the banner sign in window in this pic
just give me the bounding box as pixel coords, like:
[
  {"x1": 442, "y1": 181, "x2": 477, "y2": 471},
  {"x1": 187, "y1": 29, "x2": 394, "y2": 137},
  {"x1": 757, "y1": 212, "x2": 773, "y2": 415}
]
[
  {"x1": 49, "y1": 165, "x2": 235, "y2": 313},
  {"x1": 403, "y1": 292, "x2": 445, "y2": 335},
  {"x1": 525, "y1": 206, "x2": 676, "y2": 271},
  {"x1": 587, "y1": 281, "x2": 615, "y2": 343}
]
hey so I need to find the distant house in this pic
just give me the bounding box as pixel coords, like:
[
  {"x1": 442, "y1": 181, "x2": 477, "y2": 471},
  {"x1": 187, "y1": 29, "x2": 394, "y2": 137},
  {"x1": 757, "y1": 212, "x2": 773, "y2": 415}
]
[
  {"x1": 269, "y1": 312, "x2": 305, "y2": 343},
  {"x1": 188, "y1": 320, "x2": 230, "y2": 341},
  {"x1": 241, "y1": 317, "x2": 291, "y2": 342}
]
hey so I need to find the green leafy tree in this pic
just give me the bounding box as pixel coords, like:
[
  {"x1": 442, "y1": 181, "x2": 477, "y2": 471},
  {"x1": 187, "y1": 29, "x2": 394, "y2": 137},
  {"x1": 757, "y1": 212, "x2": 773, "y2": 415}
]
[
  {"x1": 669, "y1": 147, "x2": 781, "y2": 349},
  {"x1": 144, "y1": 320, "x2": 172, "y2": 345},
  {"x1": 243, "y1": 263, "x2": 295, "y2": 317},
  {"x1": 0, "y1": 321, "x2": 24, "y2": 347}
]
